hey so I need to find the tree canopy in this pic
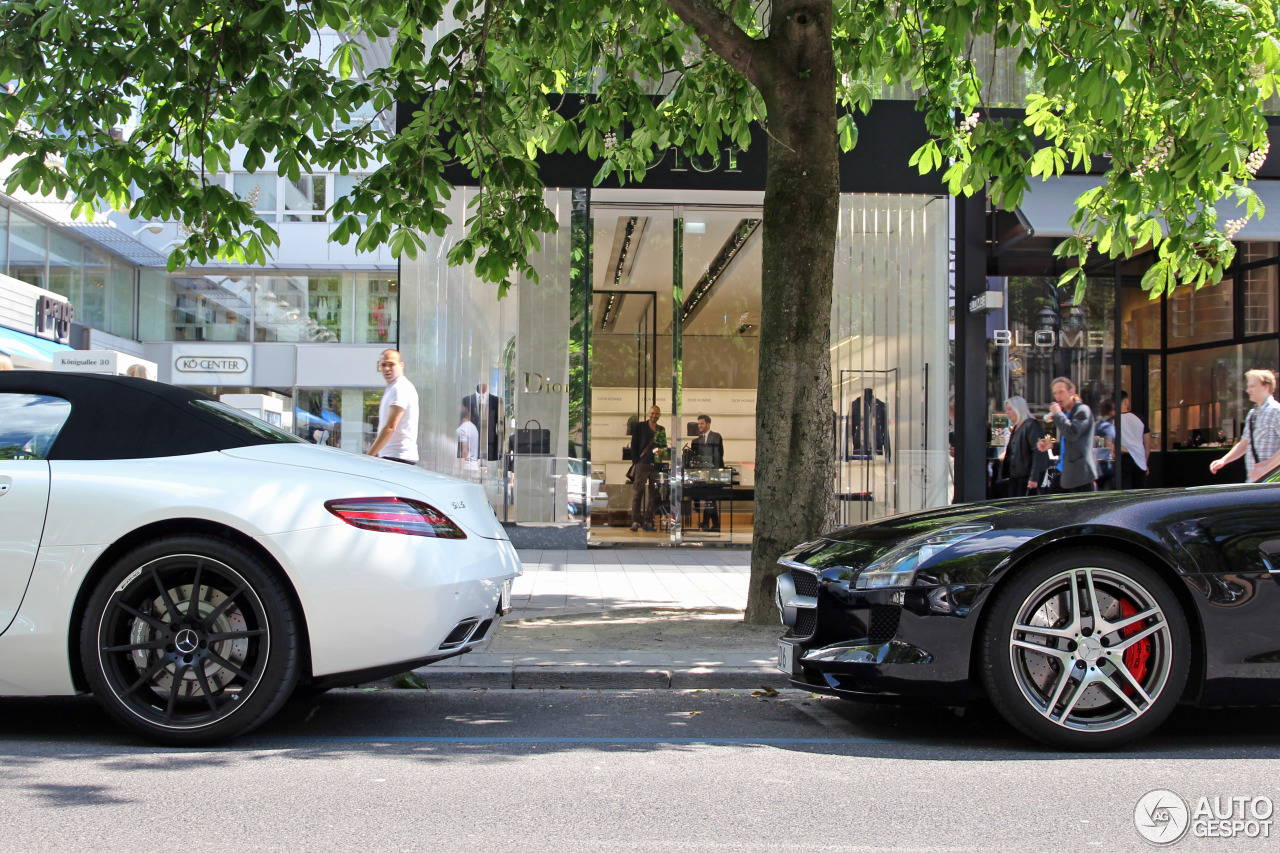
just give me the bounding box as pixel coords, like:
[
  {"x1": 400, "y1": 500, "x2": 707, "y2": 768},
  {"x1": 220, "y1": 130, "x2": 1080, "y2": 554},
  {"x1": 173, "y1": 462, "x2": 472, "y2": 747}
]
[
  {"x1": 3, "y1": 1, "x2": 1276, "y2": 292},
  {"x1": 3, "y1": 0, "x2": 1279, "y2": 620}
]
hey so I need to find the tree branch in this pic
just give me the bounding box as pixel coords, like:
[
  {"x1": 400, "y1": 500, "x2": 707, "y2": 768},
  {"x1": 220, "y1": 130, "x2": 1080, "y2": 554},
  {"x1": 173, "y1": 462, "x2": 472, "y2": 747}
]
[{"x1": 664, "y1": 0, "x2": 767, "y2": 89}]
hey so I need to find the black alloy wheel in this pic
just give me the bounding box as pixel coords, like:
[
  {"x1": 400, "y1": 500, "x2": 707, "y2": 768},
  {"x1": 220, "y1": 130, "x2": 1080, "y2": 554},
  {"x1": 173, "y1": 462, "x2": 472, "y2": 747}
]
[
  {"x1": 80, "y1": 535, "x2": 300, "y2": 746},
  {"x1": 980, "y1": 548, "x2": 1190, "y2": 750}
]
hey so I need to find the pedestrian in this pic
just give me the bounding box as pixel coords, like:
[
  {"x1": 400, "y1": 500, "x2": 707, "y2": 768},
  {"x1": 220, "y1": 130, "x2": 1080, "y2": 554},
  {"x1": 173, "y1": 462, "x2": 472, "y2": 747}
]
[
  {"x1": 1036, "y1": 376, "x2": 1099, "y2": 492},
  {"x1": 629, "y1": 404, "x2": 665, "y2": 532},
  {"x1": 457, "y1": 398, "x2": 480, "y2": 465},
  {"x1": 1118, "y1": 391, "x2": 1149, "y2": 489},
  {"x1": 1094, "y1": 398, "x2": 1116, "y2": 489},
  {"x1": 1000, "y1": 396, "x2": 1049, "y2": 497},
  {"x1": 1209, "y1": 368, "x2": 1280, "y2": 482},
  {"x1": 692, "y1": 414, "x2": 724, "y2": 531},
  {"x1": 366, "y1": 348, "x2": 420, "y2": 464}
]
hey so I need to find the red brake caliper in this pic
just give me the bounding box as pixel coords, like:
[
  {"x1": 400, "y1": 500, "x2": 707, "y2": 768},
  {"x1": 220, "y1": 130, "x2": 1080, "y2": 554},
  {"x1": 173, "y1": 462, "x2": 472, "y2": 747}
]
[{"x1": 1119, "y1": 598, "x2": 1151, "y2": 690}]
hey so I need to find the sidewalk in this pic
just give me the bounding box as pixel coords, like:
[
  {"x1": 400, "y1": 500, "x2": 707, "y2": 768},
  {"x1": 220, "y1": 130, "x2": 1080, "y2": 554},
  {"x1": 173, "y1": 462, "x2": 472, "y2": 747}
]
[{"x1": 406, "y1": 549, "x2": 793, "y2": 690}]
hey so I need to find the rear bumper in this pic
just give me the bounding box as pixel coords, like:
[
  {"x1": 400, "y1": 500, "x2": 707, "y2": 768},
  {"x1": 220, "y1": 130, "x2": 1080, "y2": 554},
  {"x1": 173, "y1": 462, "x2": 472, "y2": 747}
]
[{"x1": 262, "y1": 528, "x2": 522, "y2": 678}]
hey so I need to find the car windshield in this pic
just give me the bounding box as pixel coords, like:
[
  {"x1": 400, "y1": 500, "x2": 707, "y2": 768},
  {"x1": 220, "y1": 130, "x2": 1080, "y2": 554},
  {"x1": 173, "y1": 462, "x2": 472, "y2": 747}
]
[{"x1": 190, "y1": 400, "x2": 304, "y2": 445}]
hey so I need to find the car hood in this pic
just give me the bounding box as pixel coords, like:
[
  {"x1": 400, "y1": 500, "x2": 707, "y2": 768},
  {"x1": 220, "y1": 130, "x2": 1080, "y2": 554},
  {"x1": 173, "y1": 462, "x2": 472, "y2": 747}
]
[{"x1": 219, "y1": 445, "x2": 508, "y2": 541}]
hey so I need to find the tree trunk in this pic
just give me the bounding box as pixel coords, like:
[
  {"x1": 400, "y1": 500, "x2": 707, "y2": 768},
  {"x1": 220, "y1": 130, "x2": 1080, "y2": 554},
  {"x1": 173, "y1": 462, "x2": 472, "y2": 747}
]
[{"x1": 744, "y1": 2, "x2": 839, "y2": 623}]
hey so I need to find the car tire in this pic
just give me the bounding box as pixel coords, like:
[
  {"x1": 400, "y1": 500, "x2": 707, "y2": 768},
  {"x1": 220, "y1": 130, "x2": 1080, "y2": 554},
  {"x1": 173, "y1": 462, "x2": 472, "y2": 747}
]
[
  {"x1": 80, "y1": 535, "x2": 300, "y2": 746},
  {"x1": 980, "y1": 548, "x2": 1190, "y2": 750}
]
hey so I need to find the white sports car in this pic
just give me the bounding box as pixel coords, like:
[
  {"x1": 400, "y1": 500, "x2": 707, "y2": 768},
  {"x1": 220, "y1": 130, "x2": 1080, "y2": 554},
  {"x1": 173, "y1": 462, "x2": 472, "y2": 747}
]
[{"x1": 0, "y1": 371, "x2": 520, "y2": 745}]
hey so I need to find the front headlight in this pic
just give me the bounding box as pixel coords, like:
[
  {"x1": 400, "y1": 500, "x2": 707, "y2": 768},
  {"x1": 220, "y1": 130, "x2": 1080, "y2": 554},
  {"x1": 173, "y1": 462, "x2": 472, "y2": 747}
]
[{"x1": 854, "y1": 524, "x2": 992, "y2": 589}]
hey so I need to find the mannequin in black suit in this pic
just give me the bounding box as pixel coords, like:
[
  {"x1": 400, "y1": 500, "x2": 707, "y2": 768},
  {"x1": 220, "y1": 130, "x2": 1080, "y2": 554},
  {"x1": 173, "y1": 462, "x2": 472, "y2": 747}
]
[
  {"x1": 469, "y1": 383, "x2": 502, "y2": 461},
  {"x1": 693, "y1": 414, "x2": 724, "y2": 531}
]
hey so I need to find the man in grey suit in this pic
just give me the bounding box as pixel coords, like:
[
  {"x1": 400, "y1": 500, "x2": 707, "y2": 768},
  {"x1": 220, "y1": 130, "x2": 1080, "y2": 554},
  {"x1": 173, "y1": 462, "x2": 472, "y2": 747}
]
[{"x1": 1037, "y1": 376, "x2": 1099, "y2": 492}]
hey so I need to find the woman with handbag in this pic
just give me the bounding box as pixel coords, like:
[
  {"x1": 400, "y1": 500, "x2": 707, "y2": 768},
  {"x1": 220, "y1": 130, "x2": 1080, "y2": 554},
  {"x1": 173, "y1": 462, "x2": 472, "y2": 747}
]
[{"x1": 1001, "y1": 396, "x2": 1049, "y2": 498}]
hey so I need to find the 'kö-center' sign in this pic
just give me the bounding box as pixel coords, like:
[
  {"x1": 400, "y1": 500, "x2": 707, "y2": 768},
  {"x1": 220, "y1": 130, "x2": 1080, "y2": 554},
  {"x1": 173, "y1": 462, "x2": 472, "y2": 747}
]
[{"x1": 169, "y1": 345, "x2": 254, "y2": 386}]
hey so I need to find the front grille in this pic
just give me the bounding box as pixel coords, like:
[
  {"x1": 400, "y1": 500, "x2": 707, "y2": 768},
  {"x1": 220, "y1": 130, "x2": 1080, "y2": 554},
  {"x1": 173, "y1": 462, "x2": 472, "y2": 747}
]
[
  {"x1": 793, "y1": 607, "x2": 818, "y2": 639},
  {"x1": 791, "y1": 569, "x2": 820, "y2": 598},
  {"x1": 868, "y1": 606, "x2": 900, "y2": 642}
]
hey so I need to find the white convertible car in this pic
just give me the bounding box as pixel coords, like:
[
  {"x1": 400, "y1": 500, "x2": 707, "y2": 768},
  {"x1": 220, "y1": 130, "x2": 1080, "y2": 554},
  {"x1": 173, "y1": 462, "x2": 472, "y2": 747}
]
[{"x1": 0, "y1": 371, "x2": 520, "y2": 745}]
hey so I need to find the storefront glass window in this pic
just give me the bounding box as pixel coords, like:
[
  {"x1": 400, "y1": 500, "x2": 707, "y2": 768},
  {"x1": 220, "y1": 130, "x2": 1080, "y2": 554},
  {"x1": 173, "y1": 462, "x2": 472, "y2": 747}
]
[
  {"x1": 307, "y1": 275, "x2": 347, "y2": 341},
  {"x1": 284, "y1": 176, "x2": 326, "y2": 222},
  {"x1": 233, "y1": 174, "x2": 278, "y2": 222},
  {"x1": 1147, "y1": 354, "x2": 1163, "y2": 451},
  {"x1": 109, "y1": 265, "x2": 135, "y2": 338},
  {"x1": 293, "y1": 387, "x2": 381, "y2": 454},
  {"x1": 833, "y1": 194, "x2": 951, "y2": 522},
  {"x1": 1165, "y1": 341, "x2": 1280, "y2": 450},
  {"x1": 0, "y1": 205, "x2": 8, "y2": 273},
  {"x1": 8, "y1": 210, "x2": 47, "y2": 288},
  {"x1": 1168, "y1": 282, "x2": 1232, "y2": 347},
  {"x1": 254, "y1": 272, "x2": 312, "y2": 338},
  {"x1": 164, "y1": 273, "x2": 251, "y2": 342},
  {"x1": 46, "y1": 232, "x2": 81, "y2": 312},
  {"x1": 80, "y1": 248, "x2": 109, "y2": 331},
  {"x1": 333, "y1": 174, "x2": 367, "y2": 224},
  {"x1": 255, "y1": 274, "x2": 347, "y2": 342},
  {"x1": 987, "y1": 274, "x2": 1116, "y2": 494},
  {"x1": 1241, "y1": 258, "x2": 1279, "y2": 337},
  {"x1": 1120, "y1": 283, "x2": 1161, "y2": 349},
  {"x1": 354, "y1": 272, "x2": 398, "y2": 344}
]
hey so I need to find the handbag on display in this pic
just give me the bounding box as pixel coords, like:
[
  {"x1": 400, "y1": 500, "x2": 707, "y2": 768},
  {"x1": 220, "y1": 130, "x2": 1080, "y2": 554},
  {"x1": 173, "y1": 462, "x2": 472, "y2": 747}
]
[{"x1": 514, "y1": 419, "x2": 551, "y2": 455}]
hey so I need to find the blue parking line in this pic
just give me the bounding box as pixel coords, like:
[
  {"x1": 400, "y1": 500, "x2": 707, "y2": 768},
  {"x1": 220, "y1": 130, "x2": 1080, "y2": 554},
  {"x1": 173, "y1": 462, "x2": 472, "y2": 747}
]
[{"x1": 252, "y1": 735, "x2": 914, "y2": 745}]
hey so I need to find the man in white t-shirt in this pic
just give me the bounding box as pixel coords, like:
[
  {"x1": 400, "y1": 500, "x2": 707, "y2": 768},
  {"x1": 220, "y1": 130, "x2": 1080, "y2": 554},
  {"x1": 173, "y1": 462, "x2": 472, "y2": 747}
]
[
  {"x1": 1118, "y1": 391, "x2": 1148, "y2": 489},
  {"x1": 367, "y1": 349, "x2": 419, "y2": 464},
  {"x1": 456, "y1": 399, "x2": 480, "y2": 465}
]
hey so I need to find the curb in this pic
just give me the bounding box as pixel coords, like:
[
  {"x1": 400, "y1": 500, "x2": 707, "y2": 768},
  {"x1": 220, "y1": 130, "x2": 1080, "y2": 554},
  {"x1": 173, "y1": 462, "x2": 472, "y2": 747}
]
[{"x1": 406, "y1": 665, "x2": 793, "y2": 691}]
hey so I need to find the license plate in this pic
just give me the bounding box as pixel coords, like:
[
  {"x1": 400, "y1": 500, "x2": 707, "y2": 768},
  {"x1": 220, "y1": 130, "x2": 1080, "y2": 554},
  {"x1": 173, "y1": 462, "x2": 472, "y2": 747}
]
[{"x1": 777, "y1": 640, "x2": 799, "y2": 674}]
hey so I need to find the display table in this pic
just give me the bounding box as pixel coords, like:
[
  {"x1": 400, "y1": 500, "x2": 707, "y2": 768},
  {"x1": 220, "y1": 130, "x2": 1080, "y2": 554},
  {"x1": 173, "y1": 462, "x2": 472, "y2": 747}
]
[{"x1": 680, "y1": 485, "x2": 754, "y2": 535}]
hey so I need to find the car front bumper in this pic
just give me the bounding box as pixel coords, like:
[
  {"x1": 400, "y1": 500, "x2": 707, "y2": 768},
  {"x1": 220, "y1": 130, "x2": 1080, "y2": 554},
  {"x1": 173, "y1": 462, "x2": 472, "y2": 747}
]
[{"x1": 776, "y1": 573, "x2": 989, "y2": 705}]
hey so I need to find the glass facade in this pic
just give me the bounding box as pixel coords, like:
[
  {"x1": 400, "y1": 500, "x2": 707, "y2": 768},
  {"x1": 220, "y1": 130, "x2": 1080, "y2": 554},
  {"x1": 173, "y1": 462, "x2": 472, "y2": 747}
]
[
  {"x1": 833, "y1": 194, "x2": 951, "y2": 524},
  {"x1": 8, "y1": 210, "x2": 48, "y2": 288},
  {"x1": 1, "y1": 202, "x2": 136, "y2": 339},
  {"x1": 399, "y1": 188, "x2": 954, "y2": 542},
  {"x1": 400, "y1": 186, "x2": 572, "y2": 524},
  {"x1": 137, "y1": 271, "x2": 397, "y2": 344},
  {"x1": 986, "y1": 274, "x2": 1117, "y2": 495},
  {"x1": 985, "y1": 244, "x2": 1280, "y2": 490}
]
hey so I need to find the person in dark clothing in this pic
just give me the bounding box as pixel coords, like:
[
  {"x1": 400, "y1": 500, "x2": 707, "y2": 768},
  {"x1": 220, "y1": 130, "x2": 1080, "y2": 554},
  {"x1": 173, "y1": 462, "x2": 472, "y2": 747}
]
[
  {"x1": 1001, "y1": 396, "x2": 1049, "y2": 497},
  {"x1": 629, "y1": 405, "x2": 665, "y2": 532},
  {"x1": 469, "y1": 383, "x2": 502, "y2": 461},
  {"x1": 1037, "y1": 376, "x2": 1099, "y2": 492},
  {"x1": 692, "y1": 414, "x2": 724, "y2": 531}
]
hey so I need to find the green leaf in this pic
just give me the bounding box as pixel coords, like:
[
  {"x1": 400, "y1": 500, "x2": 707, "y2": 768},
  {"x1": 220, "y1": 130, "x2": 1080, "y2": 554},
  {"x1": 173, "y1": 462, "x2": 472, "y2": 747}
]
[{"x1": 837, "y1": 114, "x2": 858, "y2": 152}]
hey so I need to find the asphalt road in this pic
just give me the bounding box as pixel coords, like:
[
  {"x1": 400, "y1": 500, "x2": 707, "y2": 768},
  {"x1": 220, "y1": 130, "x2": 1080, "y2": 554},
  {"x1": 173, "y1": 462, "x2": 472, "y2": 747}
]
[{"x1": 4, "y1": 689, "x2": 1280, "y2": 852}]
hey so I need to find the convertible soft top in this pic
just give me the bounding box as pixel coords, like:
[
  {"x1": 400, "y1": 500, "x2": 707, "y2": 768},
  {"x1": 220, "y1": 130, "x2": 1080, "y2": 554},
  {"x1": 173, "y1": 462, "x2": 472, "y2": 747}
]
[{"x1": 0, "y1": 370, "x2": 297, "y2": 460}]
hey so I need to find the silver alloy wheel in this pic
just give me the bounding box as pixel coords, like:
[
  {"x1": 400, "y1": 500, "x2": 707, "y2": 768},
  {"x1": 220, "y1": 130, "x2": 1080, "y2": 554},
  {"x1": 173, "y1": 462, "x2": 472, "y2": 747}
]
[{"x1": 1007, "y1": 567, "x2": 1173, "y2": 733}]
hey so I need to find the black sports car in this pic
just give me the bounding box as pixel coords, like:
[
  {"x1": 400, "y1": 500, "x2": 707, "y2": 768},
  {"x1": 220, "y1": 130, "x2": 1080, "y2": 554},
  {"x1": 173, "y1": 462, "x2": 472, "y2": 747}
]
[{"x1": 775, "y1": 473, "x2": 1280, "y2": 749}]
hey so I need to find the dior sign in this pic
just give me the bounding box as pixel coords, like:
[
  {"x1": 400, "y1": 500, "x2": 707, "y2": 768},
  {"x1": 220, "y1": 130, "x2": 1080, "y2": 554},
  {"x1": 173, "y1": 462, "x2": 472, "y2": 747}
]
[{"x1": 523, "y1": 372, "x2": 569, "y2": 394}]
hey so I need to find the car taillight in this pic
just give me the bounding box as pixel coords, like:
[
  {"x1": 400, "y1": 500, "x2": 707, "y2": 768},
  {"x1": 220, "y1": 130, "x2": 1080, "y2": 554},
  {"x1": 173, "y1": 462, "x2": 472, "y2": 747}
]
[{"x1": 324, "y1": 497, "x2": 467, "y2": 539}]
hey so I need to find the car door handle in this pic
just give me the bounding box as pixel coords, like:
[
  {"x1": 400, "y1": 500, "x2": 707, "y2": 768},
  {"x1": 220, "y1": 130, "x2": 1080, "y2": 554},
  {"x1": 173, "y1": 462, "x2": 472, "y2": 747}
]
[{"x1": 0, "y1": 476, "x2": 10, "y2": 497}]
